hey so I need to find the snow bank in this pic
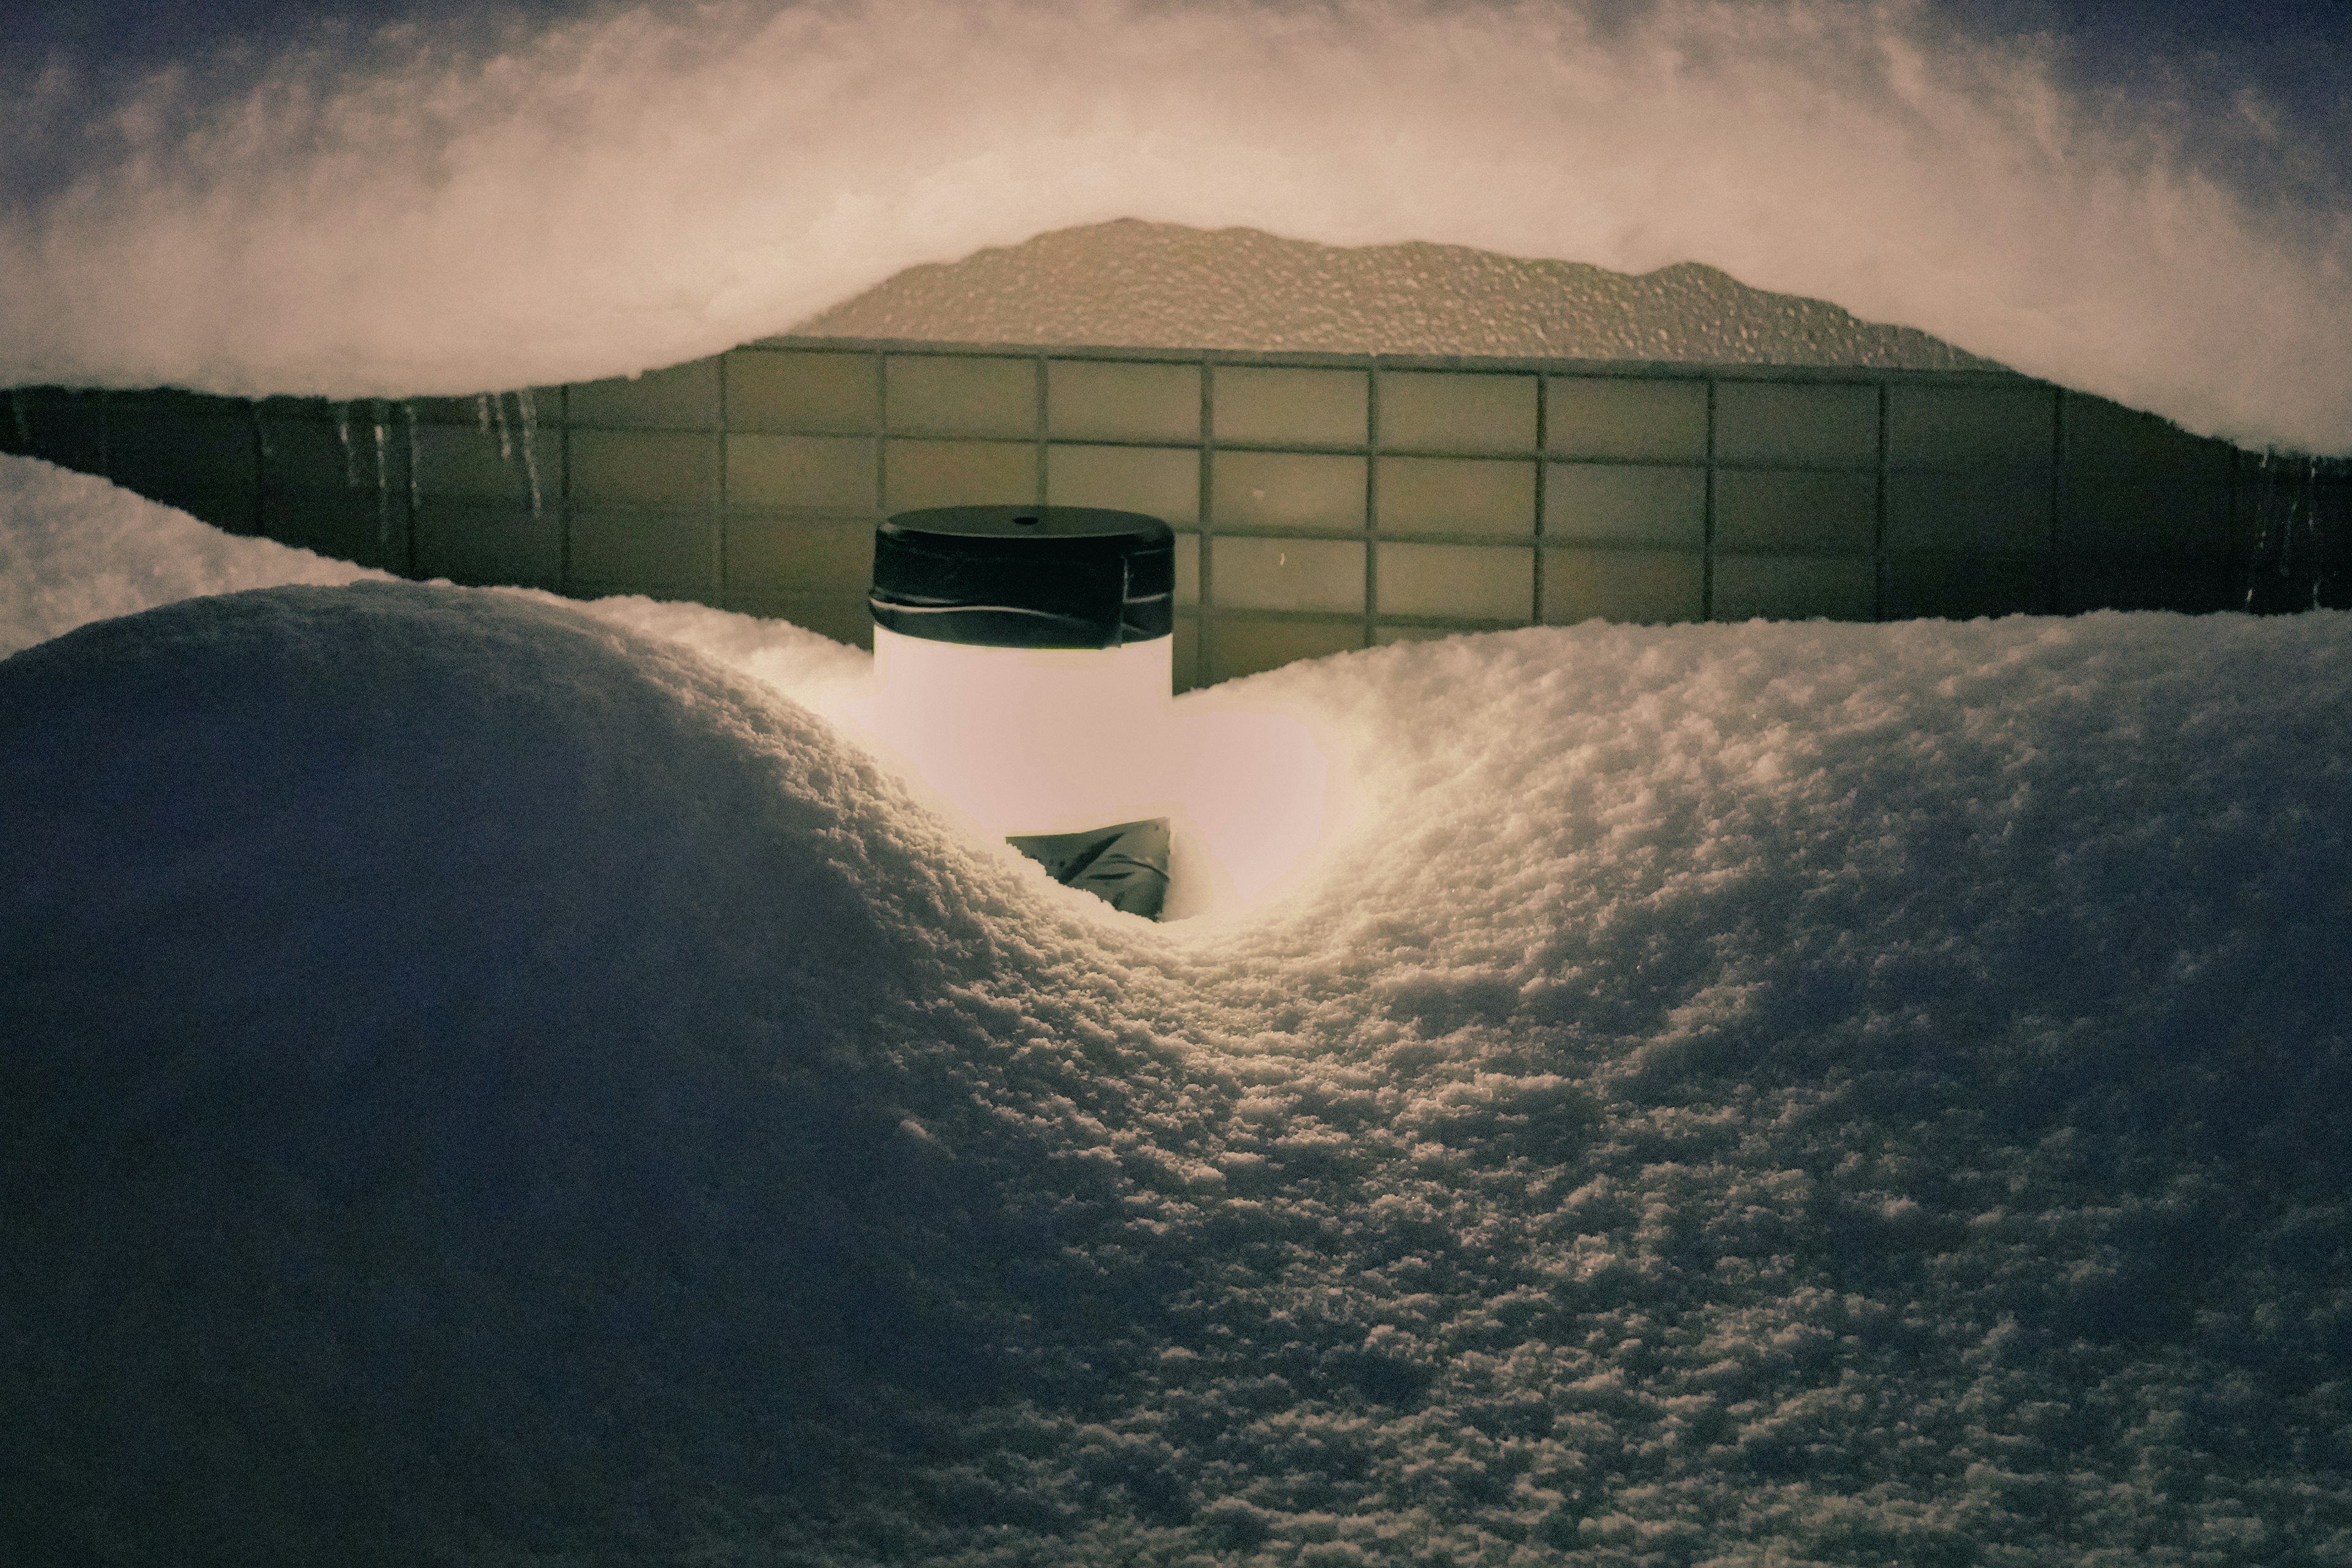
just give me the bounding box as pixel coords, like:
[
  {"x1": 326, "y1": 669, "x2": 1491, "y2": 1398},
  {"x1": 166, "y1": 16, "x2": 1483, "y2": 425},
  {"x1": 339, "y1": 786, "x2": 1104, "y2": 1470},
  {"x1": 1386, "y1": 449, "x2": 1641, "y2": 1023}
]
[
  {"x1": 0, "y1": 457, "x2": 388, "y2": 657},
  {"x1": 5, "y1": 496, "x2": 2350, "y2": 1562},
  {"x1": 2, "y1": 0, "x2": 2346, "y2": 451}
]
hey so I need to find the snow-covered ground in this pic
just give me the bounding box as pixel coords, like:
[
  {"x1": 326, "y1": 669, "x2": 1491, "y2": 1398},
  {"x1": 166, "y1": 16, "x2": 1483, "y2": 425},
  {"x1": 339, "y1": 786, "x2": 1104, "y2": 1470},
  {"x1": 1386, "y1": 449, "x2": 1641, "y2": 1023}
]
[{"x1": 6, "y1": 454, "x2": 2349, "y2": 1566}]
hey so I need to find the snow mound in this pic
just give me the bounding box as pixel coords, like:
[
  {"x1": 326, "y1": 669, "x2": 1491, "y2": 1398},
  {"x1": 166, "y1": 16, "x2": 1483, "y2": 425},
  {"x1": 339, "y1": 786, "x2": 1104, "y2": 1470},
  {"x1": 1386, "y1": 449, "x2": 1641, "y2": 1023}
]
[
  {"x1": 0, "y1": 581, "x2": 1207, "y2": 1561},
  {"x1": 791, "y1": 220, "x2": 2005, "y2": 370},
  {"x1": 6, "y1": 551, "x2": 2352, "y2": 1565},
  {"x1": 0, "y1": 456, "x2": 388, "y2": 657}
]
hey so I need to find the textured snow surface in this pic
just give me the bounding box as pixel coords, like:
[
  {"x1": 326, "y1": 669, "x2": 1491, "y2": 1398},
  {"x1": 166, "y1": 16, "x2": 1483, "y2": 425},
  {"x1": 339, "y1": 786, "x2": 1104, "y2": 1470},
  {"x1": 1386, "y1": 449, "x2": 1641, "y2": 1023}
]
[
  {"x1": 0, "y1": 458, "x2": 388, "y2": 657},
  {"x1": 790, "y1": 221, "x2": 2004, "y2": 371},
  {"x1": 6, "y1": 489, "x2": 2352, "y2": 1566},
  {"x1": 1, "y1": 0, "x2": 2346, "y2": 451}
]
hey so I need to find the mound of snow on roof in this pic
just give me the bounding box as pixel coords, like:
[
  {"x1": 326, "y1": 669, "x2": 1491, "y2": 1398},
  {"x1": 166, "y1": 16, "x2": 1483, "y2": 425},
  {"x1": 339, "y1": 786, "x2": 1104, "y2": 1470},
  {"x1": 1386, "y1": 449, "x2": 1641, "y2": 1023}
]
[
  {"x1": 5, "y1": 513, "x2": 2351, "y2": 1565},
  {"x1": 789, "y1": 220, "x2": 2004, "y2": 370}
]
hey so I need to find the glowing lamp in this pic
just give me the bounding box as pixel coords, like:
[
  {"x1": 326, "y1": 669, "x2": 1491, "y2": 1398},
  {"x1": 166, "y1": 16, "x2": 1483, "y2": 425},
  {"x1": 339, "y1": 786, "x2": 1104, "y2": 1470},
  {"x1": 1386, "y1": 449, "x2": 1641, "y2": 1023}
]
[{"x1": 867, "y1": 505, "x2": 1177, "y2": 916}]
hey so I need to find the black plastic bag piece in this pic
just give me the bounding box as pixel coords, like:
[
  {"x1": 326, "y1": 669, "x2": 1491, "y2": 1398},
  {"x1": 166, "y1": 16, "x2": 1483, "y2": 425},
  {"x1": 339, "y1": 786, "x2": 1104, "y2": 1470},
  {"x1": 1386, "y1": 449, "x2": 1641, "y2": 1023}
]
[{"x1": 1007, "y1": 816, "x2": 1171, "y2": 919}]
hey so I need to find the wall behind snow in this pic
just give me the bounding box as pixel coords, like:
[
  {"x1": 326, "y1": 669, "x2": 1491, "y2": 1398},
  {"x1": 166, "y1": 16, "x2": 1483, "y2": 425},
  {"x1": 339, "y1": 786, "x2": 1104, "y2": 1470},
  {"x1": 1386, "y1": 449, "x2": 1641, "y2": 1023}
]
[{"x1": 7, "y1": 341, "x2": 2345, "y2": 689}]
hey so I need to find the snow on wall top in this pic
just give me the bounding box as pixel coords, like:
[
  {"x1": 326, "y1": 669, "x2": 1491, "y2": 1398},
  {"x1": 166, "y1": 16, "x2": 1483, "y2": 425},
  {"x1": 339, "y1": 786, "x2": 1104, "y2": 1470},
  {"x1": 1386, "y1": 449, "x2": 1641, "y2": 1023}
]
[{"x1": 789, "y1": 219, "x2": 2007, "y2": 371}]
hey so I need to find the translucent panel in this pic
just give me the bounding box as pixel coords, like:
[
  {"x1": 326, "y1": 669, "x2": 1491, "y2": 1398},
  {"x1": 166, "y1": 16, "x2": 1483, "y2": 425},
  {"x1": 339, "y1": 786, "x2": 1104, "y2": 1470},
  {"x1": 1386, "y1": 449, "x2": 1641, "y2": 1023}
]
[
  {"x1": 1047, "y1": 443, "x2": 1200, "y2": 525},
  {"x1": 107, "y1": 413, "x2": 259, "y2": 505},
  {"x1": 1213, "y1": 366, "x2": 1367, "y2": 446},
  {"x1": 1379, "y1": 372, "x2": 1537, "y2": 451},
  {"x1": 1171, "y1": 615, "x2": 1201, "y2": 692},
  {"x1": 1208, "y1": 536, "x2": 1365, "y2": 613},
  {"x1": 10, "y1": 388, "x2": 108, "y2": 473},
  {"x1": 726, "y1": 350, "x2": 880, "y2": 434},
  {"x1": 723, "y1": 516, "x2": 875, "y2": 598},
  {"x1": 1542, "y1": 547, "x2": 1704, "y2": 625},
  {"x1": 568, "y1": 359, "x2": 720, "y2": 429},
  {"x1": 2064, "y1": 394, "x2": 2236, "y2": 475},
  {"x1": 1888, "y1": 383, "x2": 2054, "y2": 469},
  {"x1": 2059, "y1": 472, "x2": 2234, "y2": 557},
  {"x1": 883, "y1": 439, "x2": 1038, "y2": 511},
  {"x1": 725, "y1": 434, "x2": 878, "y2": 511},
  {"x1": 262, "y1": 414, "x2": 391, "y2": 495},
  {"x1": 722, "y1": 592, "x2": 874, "y2": 650},
  {"x1": 1711, "y1": 554, "x2": 1877, "y2": 620},
  {"x1": 571, "y1": 429, "x2": 716, "y2": 508},
  {"x1": 1376, "y1": 456, "x2": 1536, "y2": 536},
  {"x1": 1047, "y1": 360, "x2": 1200, "y2": 442},
  {"x1": 259, "y1": 489, "x2": 405, "y2": 572},
  {"x1": 1174, "y1": 533, "x2": 1199, "y2": 608},
  {"x1": 412, "y1": 502, "x2": 561, "y2": 589},
  {"x1": 1887, "y1": 469, "x2": 2051, "y2": 554},
  {"x1": 886, "y1": 355, "x2": 1037, "y2": 438},
  {"x1": 1545, "y1": 377, "x2": 1706, "y2": 462},
  {"x1": 413, "y1": 424, "x2": 535, "y2": 505},
  {"x1": 1714, "y1": 469, "x2": 1877, "y2": 554},
  {"x1": 1542, "y1": 463, "x2": 1705, "y2": 546},
  {"x1": 2055, "y1": 559, "x2": 2237, "y2": 614},
  {"x1": 1882, "y1": 554, "x2": 2046, "y2": 619},
  {"x1": 1715, "y1": 382, "x2": 1877, "y2": 468},
  {"x1": 1376, "y1": 542, "x2": 1534, "y2": 620},
  {"x1": 1208, "y1": 616, "x2": 1366, "y2": 682},
  {"x1": 567, "y1": 510, "x2": 718, "y2": 598},
  {"x1": 1212, "y1": 451, "x2": 1366, "y2": 530}
]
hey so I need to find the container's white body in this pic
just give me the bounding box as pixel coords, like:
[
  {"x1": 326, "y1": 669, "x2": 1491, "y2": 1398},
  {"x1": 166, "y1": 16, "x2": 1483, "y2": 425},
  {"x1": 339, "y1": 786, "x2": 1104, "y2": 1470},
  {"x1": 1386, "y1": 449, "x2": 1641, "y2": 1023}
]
[
  {"x1": 846, "y1": 624, "x2": 1353, "y2": 919},
  {"x1": 866, "y1": 625, "x2": 1175, "y2": 839}
]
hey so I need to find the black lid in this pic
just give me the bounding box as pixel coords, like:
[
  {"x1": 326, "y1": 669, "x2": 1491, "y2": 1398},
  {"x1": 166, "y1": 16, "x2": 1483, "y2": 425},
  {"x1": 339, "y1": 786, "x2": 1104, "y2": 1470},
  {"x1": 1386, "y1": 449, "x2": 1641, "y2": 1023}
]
[{"x1": 870, "y1": 505, "x2": 1175, "y2": 648}]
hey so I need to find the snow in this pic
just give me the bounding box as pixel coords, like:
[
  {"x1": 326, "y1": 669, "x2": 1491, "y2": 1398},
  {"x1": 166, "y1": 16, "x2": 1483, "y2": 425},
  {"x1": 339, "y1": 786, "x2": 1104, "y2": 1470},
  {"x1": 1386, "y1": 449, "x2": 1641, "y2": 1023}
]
[
  {"x1": 6, "y1": 468, "x2": 2351, "y2": 1565},
  {"x1": 2, "y1": 0, "x2": 2348, "y2": 452},
  {"x1": 0, "y1": 457, "x2": 388, "y2": 658},
  {"x1": 793, "y1": 220, "x2": 2006, "y2": 371}
]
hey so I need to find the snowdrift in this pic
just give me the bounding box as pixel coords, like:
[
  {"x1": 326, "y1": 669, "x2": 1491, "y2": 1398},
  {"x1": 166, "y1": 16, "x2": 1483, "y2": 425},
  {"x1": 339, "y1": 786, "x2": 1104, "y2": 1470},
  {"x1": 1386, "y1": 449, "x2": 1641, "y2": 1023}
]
[{"x1": 6, "y1": 531, "x2": 2351, "y2": 1562}]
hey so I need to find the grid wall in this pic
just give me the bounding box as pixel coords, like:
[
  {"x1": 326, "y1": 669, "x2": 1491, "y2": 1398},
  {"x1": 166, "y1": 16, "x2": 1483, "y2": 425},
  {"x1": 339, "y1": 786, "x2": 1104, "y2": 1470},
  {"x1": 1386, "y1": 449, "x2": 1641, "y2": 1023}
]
[{"x1": 9, "y1": 339, "x2": 2337, "y2": 692}]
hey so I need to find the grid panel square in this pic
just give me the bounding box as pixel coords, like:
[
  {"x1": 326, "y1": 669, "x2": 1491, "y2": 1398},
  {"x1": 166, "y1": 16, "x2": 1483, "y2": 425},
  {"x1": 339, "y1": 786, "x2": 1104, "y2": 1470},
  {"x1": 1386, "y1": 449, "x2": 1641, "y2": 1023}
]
[
  {"x1": 1047, "y1": 444, "x2": 1200, "y2": 525},
  {"x1": 1881, "y1": 553, "x2": 2046, "y2": 619},
  {"x1": 568, "y1": 360, "x2": 720, "y2": 430},
  {"x1": 1714, "y1": 469, "x2": 1877, "y2": 554},
  {"x1": 1212, "y1": 451, "x2": 1365, "y2": 530},
  {"x1": 883, "y1": 439, "x2": 1038, "y2": 511},
  {"x1": 1889, "y1": 384, "x2": 2054, "y2": 469},
  {"x1": 1376, "y1": 543, "x2": 1533, "y2": 621},
  {"x1": 1376, "y1": 456, "x2": 1536, "y2": 536},
  {"x1": 725, "y1": 516, "x2": 875, "y2": 598},
  {"x1": 413, "y1": 502, "x2": 561, "y2": 589},
  {"x1": 1209, "y1": 536, "x2": 1365, "y2": 614},
  {"x1": 1047, "y1": 360, "x2": 1201, "y2": 443},
  {"x1": 571, "y1": 429, "x2": 716, "y2": 509},
  {"x1": 1208, "y1": 616, "x2": 1366, "y2": 682},
  {"x1": 414, "y1": 424, "x2": 535, "y2": 505},
  {"x1": 886, "y1": 356, "x2": 1038, "y2": 438},
  {"x1": 1379, "y1": 372, "x2": 1536, "y2": 451},
  {"x1": 726, "y1": 434, "x2": 878, "y2": 511},
  {"x1": 1543, "y1": 464, "x2": 1705, "y2": 546},
  {"x1": 1886, "y1": 469, "x2": 2051, "y2": 554},
  {"x1": 1711, "y1": 554, "x2": 1876, "y2": 621},
  {"x1": 1542, "y1": 547, "x2": 1704, "y2": 625},
  {"x1": 1546, "y1": 378, "x2": 1706, "y2": 462},
  {"x1": 1715, "y1": 382, "x2": 1877, "y2": 469},
  {"x1": 568, "y1": 510, "x2": 718, "y2": 598},
  {"x1": 727, "y1": 350, "x2": 880, "y2": 434},
  {"x1": 1213, "y1": 366, "x2": 1367, "y2": 447}
]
